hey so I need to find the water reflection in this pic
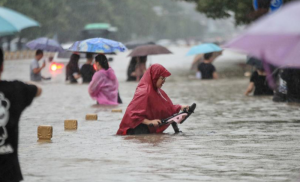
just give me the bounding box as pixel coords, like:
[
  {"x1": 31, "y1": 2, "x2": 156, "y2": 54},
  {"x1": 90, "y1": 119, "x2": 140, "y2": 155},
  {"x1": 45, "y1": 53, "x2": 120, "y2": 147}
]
[{"x1": 123, "y1": 134, "x2": 172, "y2": 146}]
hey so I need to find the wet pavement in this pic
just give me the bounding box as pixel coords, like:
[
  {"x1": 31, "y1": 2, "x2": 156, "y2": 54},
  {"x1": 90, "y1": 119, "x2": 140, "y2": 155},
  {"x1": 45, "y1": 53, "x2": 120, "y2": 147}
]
[{"x1": 2, "y1": 47, "x2": 300, "y2": 182}]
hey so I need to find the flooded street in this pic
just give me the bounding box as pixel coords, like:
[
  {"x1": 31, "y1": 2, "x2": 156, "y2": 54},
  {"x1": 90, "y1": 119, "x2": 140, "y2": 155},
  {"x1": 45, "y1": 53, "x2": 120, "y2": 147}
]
[{"x1": 2, "y1": 47, "x2": 300, "y2": 182}]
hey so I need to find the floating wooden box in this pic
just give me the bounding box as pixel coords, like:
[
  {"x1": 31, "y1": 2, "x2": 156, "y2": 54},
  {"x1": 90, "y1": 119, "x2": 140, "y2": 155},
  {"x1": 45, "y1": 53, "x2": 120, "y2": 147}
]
[
  {"x1": 86, "y1": 114, "x2": 97, "y2": 120},
  {"x1": 64, "y1": 120, "x2": 78, "y2": 130},
  {"x1": 111, "y1": 109, "x2": 122, "y2": 113},
  {"x1": 37, "y1": 125, "x2": 53, "y2": 140}
]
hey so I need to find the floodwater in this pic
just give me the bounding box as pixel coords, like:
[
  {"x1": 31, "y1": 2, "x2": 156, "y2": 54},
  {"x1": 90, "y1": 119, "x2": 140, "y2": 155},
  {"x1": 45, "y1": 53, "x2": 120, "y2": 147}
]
[{"x1": 2, "y1": 47, "x2": 300, "y2": 182}]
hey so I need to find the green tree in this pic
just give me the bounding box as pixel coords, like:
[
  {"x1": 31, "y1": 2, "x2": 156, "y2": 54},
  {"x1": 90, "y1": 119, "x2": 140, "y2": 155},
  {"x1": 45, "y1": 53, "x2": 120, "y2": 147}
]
[
  {"x1": 185, "y1": 0, "x2": 296, "y2": 25},
  {"x1": 0, "y1": 0, "x2": 206, "y2": 44}
]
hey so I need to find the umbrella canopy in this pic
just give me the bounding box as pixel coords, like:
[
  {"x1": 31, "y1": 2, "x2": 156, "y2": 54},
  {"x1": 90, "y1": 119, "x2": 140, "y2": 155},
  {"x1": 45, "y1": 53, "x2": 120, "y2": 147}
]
[
  {"x1": 125, "y1": 41, "x2": 155, "y2": 50},
  {"x1": 225, "y1": 1, "x2": 300, "y2": 68},
  {"x1": 26, "y1": 37, "x2": 64, "y2": 52},
  {"x1": 186, "y1": 43, "x2": 222, "y2": 56},
  {"x1": 0, "y1": 6, "x2": 40, "y2": 36},
  {"x1": 67, "y1": 37, "x2": 126, "y2": 54},
  {"x1": 128, "y1": 45, "x2": 172, "y2": 57}
]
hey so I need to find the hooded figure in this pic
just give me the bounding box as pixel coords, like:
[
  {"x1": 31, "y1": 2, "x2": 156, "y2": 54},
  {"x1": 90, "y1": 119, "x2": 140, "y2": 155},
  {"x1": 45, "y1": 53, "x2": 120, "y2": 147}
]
[
  {"x1": 117, "y1": 64, "x2": 181, "y2": 135},
  {"x1": 88, "y1": 54, "x2": 119, "y2": 105}
]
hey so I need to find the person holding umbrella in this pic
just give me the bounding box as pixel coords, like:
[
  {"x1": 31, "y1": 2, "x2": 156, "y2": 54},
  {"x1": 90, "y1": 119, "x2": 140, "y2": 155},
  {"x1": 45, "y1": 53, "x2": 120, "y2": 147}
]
[
  {"x1": 186, "y1": 43, "x2": 222, "y2": 80},
  {"x1": 127, "y1": 44, "x2": 172, "y2": 81},
  {"x1": 127, "y1": 57, "x2": 138, "y2": 81},
  {"x1": 80, "y1": 53, "x2": 95, "y2": 83},
  {"x1": 30, "y1": 49, "x2": 49, "y2": 81},
  {"x1": 27, "y1": 37, "x2": 65, "y2": 82},
  {"x1": 197, "y1": 52, "x2": 219, "y2": 80},
  {"x1": 244, "y1": 57, "x2": 274, "y2": 96},
  {"x1": 67, "y1": 37, "x2": 126, "y2": 102},
  {"x1": 127, "y1": 56, "x2": 147, "y2": 81}
]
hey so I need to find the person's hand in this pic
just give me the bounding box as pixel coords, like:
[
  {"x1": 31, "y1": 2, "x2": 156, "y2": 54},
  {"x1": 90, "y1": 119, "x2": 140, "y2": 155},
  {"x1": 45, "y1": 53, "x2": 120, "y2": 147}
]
[
  {"x1": 149, "y1": 119, "x2": 161, "y2": 127},
  {"x1": 73, "y1": 73, "x2": 81, "y2": 79},
  {"x1": 43, "y1": 77, "x2": 51, "y2": 80},
  {"x1": 41, "y1": 61, "x2": 46, "y2": 69},
  {"x1": 181, "y1": 105, "x2": 189, "y2": 111}
]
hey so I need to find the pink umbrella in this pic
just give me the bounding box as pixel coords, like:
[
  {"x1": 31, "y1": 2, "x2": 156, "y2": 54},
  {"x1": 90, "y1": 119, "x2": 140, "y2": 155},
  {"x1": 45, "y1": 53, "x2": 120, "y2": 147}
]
[{"x1": 225, "y1": 1, "x2": 300, "y2": 68}]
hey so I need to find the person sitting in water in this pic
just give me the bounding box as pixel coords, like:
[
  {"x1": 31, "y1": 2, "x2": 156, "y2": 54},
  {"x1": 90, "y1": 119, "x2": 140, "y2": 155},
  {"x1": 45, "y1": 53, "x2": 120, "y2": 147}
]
[
  {"x1": 117, "y1": 64, "x2": 189, "y2": 135},
  {"x1": 88, "y1": 54, "x2": 119, "y2": 105},
  {"x1": 80, "y1": 53, "x2": 95, "y2": 83},
  {"x1": 66, "y1": 53, "x2": 81, "y2": 83},
  {"x1": 197, "y1": 52, "x2": 218, "y2": 79},
  {"x1": 244, "y1": 65, "x2": 274, "y2": 96}
]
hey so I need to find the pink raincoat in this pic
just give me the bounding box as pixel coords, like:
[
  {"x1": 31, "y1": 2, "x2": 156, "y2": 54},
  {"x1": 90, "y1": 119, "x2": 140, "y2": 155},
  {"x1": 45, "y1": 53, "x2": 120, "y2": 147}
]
[{"x1": 88, "y1": 68, "x2": 119, "y2": 105}]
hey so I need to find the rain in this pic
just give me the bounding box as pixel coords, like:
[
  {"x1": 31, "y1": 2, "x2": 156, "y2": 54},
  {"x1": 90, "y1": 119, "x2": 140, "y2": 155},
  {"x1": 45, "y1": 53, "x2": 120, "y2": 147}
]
[{"x1": 1, "y1": 0, "x2": 300, "y2": 182}]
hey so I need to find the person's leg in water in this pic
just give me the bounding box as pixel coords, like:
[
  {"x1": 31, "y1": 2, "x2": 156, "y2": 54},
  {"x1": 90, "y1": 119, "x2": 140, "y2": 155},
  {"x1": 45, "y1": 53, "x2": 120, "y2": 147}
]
[
  {"x1": 118, "y1": 91, "x2": 122, "y2": 104},
  {"x1": 127, "y1": 124, "x2": 150, "y2": 135}
]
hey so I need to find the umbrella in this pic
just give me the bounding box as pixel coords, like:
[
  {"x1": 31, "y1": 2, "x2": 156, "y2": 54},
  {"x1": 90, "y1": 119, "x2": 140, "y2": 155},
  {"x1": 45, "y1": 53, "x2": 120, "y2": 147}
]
[
  {"x1": 125, "y1": 41, "x2": 155, "y2": 50},
  {"x1": 186, "y1": 43, "x2": 222, "y2": 56},
  {"x1": 225, "y1": 1, "x2": 300, "y2": 68},
  {"x1": 0, "y1": 6, "x2": 40, "y2": 36},
  {"x1": 66, "y1": 37, "x2": 126, "y2": 54},
  {"x1": 128, "y1": 45, "x2": 172, "y2": 57},
  {"x1": 26, "y1": 37, "x2": 64, "y2": 52}
]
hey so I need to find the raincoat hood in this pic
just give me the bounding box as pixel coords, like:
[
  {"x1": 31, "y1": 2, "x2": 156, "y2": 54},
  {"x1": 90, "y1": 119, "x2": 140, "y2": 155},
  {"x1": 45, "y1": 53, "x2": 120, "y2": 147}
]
[
  {"x1": 147, "y1": 64, "x2": 171, "y2": 90},
  {"x1": 103, "y1": 67, "x2": 117, "y2": 81},
  {"x1": 117, "y1": 64, "x2": 181, "y2": 135}
]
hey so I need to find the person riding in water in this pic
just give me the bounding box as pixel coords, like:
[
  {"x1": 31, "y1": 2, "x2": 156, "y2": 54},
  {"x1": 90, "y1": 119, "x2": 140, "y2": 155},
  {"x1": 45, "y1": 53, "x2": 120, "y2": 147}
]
[{"x1": 117, "y1": 64, "x2": 189, "y2": 135}]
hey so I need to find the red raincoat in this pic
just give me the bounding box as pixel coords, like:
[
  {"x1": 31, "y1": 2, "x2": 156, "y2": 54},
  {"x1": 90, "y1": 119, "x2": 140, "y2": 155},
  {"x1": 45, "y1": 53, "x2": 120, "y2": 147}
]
[{"x1": 117, "y1": 64, "x2": 181, "y2": 135}]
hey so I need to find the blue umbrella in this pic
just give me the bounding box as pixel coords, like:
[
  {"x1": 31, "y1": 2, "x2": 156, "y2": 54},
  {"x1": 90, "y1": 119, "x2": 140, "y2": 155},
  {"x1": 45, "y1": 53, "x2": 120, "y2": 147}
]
[
  {"x1": 186, "y1": 43, "x2": 222, "y2": 56},
  {"x1": 67, "y1": 37, "x2": 127, "y2": 54},
  {"x1": 0, "y1": 6, "x2": 40, "y2": 36},
  {"x1": 26, "y1": 37, "x2": 64, "y2": 52}
]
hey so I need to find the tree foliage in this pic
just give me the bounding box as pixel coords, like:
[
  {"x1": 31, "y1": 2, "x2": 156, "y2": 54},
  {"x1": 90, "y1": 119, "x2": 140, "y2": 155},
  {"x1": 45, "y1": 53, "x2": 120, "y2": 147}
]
[
  {"x1": 185, "y1": 0, "x2": 296, "y2": 25},
  {"x1": 0, "y1": 0, "x2": 206, "y2": 43}
]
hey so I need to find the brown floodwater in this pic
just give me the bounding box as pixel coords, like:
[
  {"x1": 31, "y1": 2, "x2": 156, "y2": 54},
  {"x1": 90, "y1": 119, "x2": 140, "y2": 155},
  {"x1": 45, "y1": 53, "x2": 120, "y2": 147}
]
[{"x1": 2, "y1": 47, "x2": 300, "y2": 182}]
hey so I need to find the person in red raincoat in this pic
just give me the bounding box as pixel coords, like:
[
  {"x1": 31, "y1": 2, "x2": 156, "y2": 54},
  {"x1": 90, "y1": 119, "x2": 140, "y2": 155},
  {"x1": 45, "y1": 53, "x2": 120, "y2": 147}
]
[{"x1": 117, "y1": 64, "x2": 189, "y2": 135}]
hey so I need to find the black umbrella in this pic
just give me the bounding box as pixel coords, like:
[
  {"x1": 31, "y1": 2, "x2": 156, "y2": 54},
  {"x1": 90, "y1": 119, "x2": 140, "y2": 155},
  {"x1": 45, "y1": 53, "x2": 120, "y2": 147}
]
[
  {"x1": 125, "y1": 41, "x2": 155, "y2": 50},
  {"x1": 128, "y1": 45, "x2": 172, "y2": 57}
]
